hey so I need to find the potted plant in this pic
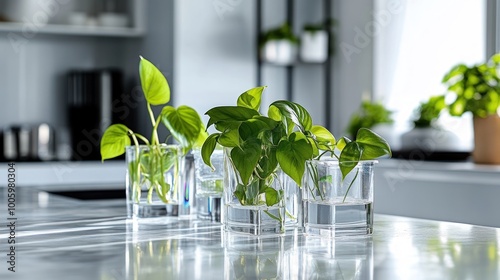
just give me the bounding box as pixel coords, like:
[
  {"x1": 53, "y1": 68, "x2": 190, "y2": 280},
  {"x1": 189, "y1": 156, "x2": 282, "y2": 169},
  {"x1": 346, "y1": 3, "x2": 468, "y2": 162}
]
[
  {"x1": 100, "y1": 56, "x2": 206, "y2": 218},
  {"x1": 442, "y1": 53, "x2": 500, "y2": 164},
  {"x1": 400, "y1": 95, "x2": 466, "y2": 160},
  {"x1": 260, "y1": 22, "x2": 300, "y2": 65},
  {"x1": 299, "y1": 20, "x2": 334, "y2": 63},
  {"x1": 345, "y1": 100, "x2": 393, "y2": 140},
  {"x1": 201, "y1": 86, "x2": 391, "y2": 236}
]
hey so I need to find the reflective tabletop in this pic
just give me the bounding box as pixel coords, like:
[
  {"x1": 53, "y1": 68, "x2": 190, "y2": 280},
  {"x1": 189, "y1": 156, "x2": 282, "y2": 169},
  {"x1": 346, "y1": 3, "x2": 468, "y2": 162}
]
[{"x1": 1, "y1": 187, "x2": 499, "y2": 279}]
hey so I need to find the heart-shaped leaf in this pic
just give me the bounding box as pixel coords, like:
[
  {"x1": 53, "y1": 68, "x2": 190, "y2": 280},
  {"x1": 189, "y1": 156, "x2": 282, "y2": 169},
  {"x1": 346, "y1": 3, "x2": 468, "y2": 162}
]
[
  {"x1": 161, "y1": 105, "x2": 203, "y2": 154},
  {"x1": 276, "y1": 132, "x2": 313, "y2": 186},
  {"x1": 270, "y1": 101, "x2": 313, "y2": 132},
  {"x1": 264, "y1": 187, "x2": 280, "y2": 206},
  {"x1": 356, "y1": 128, "x2": 392, "y2": 159},
  {"x1": 339, "y1": 141, "x2": 362, "y2": 179},
  {"x1": 201, "y1": 133, "x2": 220, "y2": 169},
  {"x1": 230, "y1": 138, "x2": 261, "y2": 185},
  {"x1": 206, "y1": 106, "x2": 259, "y2": 128},
  {"x1": 237, "y1": 86, "x2": 266, "y2": 110},
  {"x1": 311, "y1": 125, "x2": 336, "y2": 150},
  {"x1": 100, "y1": 124, "x2": 131, "y2": 161},
  {"x1": 139, "y1": 56, "x2": 170, "y2": 105}
]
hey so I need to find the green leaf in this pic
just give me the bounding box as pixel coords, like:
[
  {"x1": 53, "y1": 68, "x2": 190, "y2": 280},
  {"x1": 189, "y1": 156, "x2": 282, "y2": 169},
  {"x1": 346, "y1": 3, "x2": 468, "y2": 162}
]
[
  {"x1": 276, "y1": 132, "x2": 314, "y2": 186},
  {"x1": 239, "y1": 118, "x2": 274, "y2": 140},
  {"x1": 245, "y1": 179, "x2": 260, "y2": 205},
  {"x1": 355, "y1": 128, "x2": 392, "y2": 159},
  {"x1": 336, "y1": 136, "x2": 351, "y2": 152},
  {"x1": 237, "y1": 86, "x2": 266, "y2": 110},
  {"x1": 257, "y1": 148, "x2": 278, "y2": 178},
  {"x1": 234, "y1": 184, "x2": 246, "y2": 205},
  {"x1": 139, "y1": 56, "x2": 170, "y2": 105},
  {"x1": 267, "y1": 105, "x2": 282, "y2": 121},
  {"x1": 311, "y1": 125, "x2": 336, "y2": 150},
  {"x1": 270, "y1": 101, "x2": 313, "y2": 132},
  {"x1": 339, "y1": 142, "x2": 362, "y2": 179},
  {"x1": 492, "y1": 53, "x2": 500, "y2": 64},
  {"x1": 230, "y1": 138, "x2": 262, "y2": 185},
  {"x1": 193, "y1": 125, "x2": 209, "y2": 149},
  {"x1": 206, "y1": 106, "x2": 259, "y2": 128},
  {"x1": 100, "y1": 124, "x2": 131, "y2": 161},
  {"x1": 319, "y1": 175, "x2": 333, "y2": 183},
  {"x1": 264, "y1": 187, "x2": 280, "y2": 206},
  {"x1": 161, "y1": 105, "x2": 203, "y2": 154},
  {"x1": 442, "y1": 64, "x2": 467, "y2": 83},
  {"x1": 217, "y1": 121, "x2": 241, "y2": 147},
  {"x1": 449, "y1": 97, "x2": 466, "y2": 116},
  {"x1": 201, "y1": 133, "x2": 220, "y2": 169}
]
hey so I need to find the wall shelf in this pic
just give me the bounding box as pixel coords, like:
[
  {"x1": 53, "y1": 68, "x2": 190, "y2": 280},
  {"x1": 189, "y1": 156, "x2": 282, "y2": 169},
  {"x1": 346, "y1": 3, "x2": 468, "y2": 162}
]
[
  {"x1": 256, "y1": 0, "x2": 333, "y2": 129},
  {"x1": 0, "y1": 22, "x2": 144, "y2": 37},
  {"x1": 0, "y1": 0, "x2": 145, "y2": 38}
]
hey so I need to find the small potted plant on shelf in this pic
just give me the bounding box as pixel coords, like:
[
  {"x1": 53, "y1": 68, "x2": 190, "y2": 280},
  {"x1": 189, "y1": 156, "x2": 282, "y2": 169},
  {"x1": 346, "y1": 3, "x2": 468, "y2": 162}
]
[
  {"x1": 100, "y1": 56, "x2": 206, "y2": 218},
  {"x1": 442, "y1": 52, "x2": 500, "y2": 164},
  {"x1": 260, "y1": 22, "x2": 300, "y2": 65},
  {"x1": 201, "y1": 86, "x2": 391, "y2": 236},
  {"x1": 299, "y1": 20, "x2": 334, "y2": 63}
]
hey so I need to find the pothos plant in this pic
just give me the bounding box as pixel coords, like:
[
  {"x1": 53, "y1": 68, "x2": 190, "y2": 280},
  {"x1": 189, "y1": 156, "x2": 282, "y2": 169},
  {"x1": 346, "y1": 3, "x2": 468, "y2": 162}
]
[
  {"x1": 411, "y1": 95, "x2": 446, "y2": 128},
  {"x1": 442, "y1": 52, "x2": 500, "y2": 118},
  {"x1": 201, "y1": 86, "x2": 391, "y2": 222},
  {"x1": 100, "y1": 56, "x2": 206, "y2": 204}
]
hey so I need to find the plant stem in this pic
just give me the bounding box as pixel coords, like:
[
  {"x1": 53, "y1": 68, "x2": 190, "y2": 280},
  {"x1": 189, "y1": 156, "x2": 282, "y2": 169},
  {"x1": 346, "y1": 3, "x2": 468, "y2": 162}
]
[
  {"x1": 134, "y1": 133, "x2": 150, "y2": 145},
  {"x1": 129, "y1": 130, "x2": 142, "y2": 203},
  {"x1": 342, "y1": 169, "x2": 359, "y2": 203},
  {"x1": 147, "y1": 103, "x2": 160, "y2": 145}
]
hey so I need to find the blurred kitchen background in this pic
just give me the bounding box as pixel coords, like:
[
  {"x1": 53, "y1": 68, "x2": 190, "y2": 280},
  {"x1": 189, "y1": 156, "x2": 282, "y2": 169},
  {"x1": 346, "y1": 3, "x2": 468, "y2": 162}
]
[
  {"x1": 0, "y1": 0, "x2": 485, "y2": 162},
  {"x1": 1, "y1": 0, "x2": 499, "y2": 226}
]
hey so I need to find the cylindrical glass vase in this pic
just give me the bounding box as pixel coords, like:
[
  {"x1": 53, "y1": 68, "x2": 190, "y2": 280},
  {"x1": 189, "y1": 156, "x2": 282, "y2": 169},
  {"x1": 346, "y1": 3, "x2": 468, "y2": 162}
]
[
  {"x1": 222, "y1": 148, "x2": 287, "y2": 235},
  {"x1": 302, "y1": 159, "x2": 377, "y2": 237},
  {"x1": 193, "y1": 148, "x2": 224, "y2": 222},
  {"x1": 126, "y1": 145, "x2": 184, "y2": 218}
]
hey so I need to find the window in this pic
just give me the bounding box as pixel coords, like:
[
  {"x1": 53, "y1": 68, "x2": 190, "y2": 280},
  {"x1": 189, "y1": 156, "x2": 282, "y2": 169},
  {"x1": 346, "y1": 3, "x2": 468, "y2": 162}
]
[{"x1": 374, "y1": 0, "x2": 486, "y2": 151}]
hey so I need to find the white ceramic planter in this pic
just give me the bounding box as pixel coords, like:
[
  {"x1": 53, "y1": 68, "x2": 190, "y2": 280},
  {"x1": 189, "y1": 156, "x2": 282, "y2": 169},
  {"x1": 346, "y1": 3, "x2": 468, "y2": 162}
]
[
  {"x1": 400, "y1": 127, "x2": 461, "y2": 151},
  {"x1": 300, "y1": 30, "x2": 328, "y2": 63},
  {"x1": 261, "y1": 39, "x2": 298, "y2": 65}
]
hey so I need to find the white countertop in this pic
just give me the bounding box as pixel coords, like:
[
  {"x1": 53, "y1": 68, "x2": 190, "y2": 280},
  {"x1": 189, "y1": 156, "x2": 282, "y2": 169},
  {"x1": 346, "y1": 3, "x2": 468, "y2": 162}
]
[
  {"x1": 2, "y1": 160, "x2": 125, "y2": 188},
  {"x1": 1, "y1": 188, "x2": 499, "y2": 279}
]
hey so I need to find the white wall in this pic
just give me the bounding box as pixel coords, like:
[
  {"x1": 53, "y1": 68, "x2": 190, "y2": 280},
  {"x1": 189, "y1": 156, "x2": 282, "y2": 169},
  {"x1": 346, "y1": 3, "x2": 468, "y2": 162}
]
[
  {"x1": 173, "y1": 0, "x2": 256, "y2": 127},
  {"x1": 331, "y1": 0, "x2": 375, "y2": 137},
  {"x1": 174, "y1": 0, "x2": 375, "y2": 135}
]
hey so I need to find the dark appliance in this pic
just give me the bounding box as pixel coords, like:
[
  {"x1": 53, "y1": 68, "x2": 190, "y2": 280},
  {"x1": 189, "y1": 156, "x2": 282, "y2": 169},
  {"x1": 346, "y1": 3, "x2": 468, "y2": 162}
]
[{"x1": 67, "y1": 69, "x2": 125, "y2": 161}]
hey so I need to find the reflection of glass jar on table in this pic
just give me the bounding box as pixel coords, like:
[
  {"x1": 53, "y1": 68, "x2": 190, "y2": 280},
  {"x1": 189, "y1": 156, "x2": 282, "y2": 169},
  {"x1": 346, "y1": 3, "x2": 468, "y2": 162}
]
[
  {"x1": 223, "y1": 232, "x2": 291, "y2": 279},
  {"x1": 284, "y1": 237, "x2": 374, "y2": 279}
]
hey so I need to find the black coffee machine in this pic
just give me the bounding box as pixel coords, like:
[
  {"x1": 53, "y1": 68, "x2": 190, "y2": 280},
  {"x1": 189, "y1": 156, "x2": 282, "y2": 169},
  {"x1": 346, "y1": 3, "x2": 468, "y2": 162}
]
[{"x1": 67, "y1": 69, "x2": 131, "y2": 161}]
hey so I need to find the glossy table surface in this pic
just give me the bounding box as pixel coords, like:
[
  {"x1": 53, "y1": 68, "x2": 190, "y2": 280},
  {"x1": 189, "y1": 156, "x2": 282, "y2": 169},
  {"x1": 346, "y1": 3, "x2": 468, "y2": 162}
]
[{"x1": 1, "y1": 187, "x2": 499, "y2": 280}]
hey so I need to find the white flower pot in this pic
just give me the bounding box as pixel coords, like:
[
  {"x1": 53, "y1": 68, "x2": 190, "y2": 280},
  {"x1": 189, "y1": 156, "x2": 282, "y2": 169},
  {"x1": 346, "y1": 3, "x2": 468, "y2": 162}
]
[
  {"x1": 300, "y1": 30, "x2": 328, "y2": 63},
  {"x1": 261, "y1": 39, "x2": 298, "y2": 65}
]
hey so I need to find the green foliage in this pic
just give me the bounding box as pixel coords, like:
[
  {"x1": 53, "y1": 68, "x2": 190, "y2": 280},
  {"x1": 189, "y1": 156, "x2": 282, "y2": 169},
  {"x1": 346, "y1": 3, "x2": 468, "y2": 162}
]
[
  {"x1": 442, "y1": 53, "x2": 500, "y2": 118},
  {"x1": 412, "y1": 95, "x2": 446, "y2": 128},
  {"x1": 346, "y1": 101, "x2": 393, "y2": 139},
  {"x1": 303, "y1": 18, "x2": 336, "y2": 33},
  {"x1": 100, "y1": 56, "x2": 206, "y2": 204},
  {"x1": 260, "y1": 22, "x2": 299, "y2": 47},
  {"x1": 202, "y1": 86, "x2": 392, "y2": 212}
]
